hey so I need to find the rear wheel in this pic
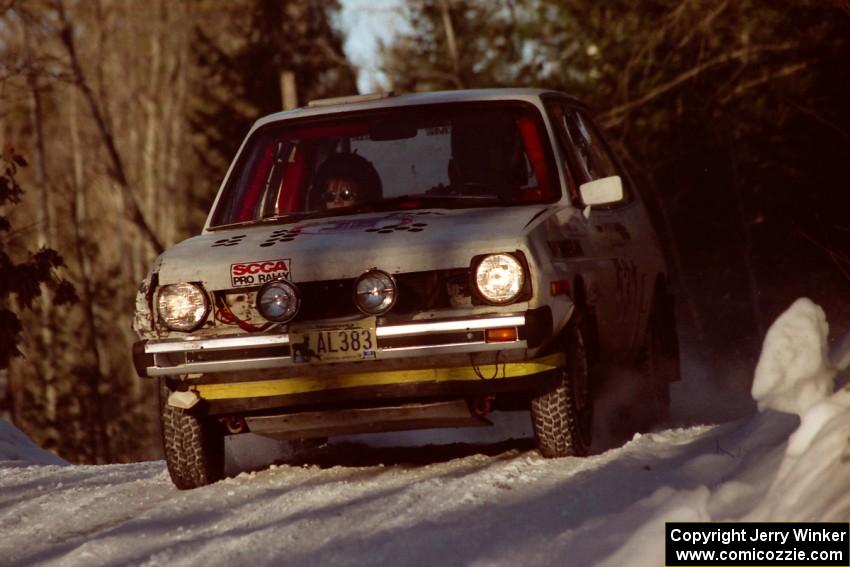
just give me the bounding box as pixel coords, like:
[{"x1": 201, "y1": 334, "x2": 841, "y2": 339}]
[
  {"x1": 530, "y1": 318, "x2": 593, "y2": 457},
  {"x1": 638, "y1": 291, "x2": 679, "y2": 424},
  {"x1": 160, "y1": 379, "x2": 225, "y2": 490}
]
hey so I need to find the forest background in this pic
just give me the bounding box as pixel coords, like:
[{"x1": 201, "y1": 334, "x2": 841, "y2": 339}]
[{"x1": 1, "y1": 0, "x2": 848, "y2": 463}]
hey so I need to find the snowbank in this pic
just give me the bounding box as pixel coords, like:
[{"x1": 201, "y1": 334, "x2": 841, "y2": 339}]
[
  {"x1": 0, "y1": 419, "x2": 66, "y2": 466},
  {"x1": 596, "y1": 298, "x2": 850, "y2": 565},
  {"x1": 751, "y1": 297, "x2": 834, "y2": 415},
  {"x1": 747, "y1": 297, "x2": 850, "y2": 520}
]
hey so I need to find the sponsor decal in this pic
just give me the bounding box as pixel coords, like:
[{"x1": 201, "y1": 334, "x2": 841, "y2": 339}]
[{"x1": 230, "y1": 258, "x2": 291, "y2": 287}]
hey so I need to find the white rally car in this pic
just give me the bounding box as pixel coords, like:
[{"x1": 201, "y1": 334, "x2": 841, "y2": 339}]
[{"x1": 132, "y1": 89, "x2": 680, "y2": 489}]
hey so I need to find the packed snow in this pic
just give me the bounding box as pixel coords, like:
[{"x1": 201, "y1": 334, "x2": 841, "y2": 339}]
[
  {"x1": 0, "y1": 420, "x2": 66, "y2": 466},
  {"x1": 1, "y1": 298, "x2": 848, "y2": 566}
]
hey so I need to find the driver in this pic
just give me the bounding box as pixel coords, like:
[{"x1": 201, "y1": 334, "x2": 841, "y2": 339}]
[{"x1": 312, "y1": 152, "x2": 382, "y2": 210}]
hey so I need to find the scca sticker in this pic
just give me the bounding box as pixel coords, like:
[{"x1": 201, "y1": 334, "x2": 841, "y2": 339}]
[{"x1": 230, "y1": 259, "x2": 291, "y2": 287}]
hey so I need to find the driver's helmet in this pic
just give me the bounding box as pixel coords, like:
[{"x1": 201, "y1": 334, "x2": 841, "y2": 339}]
[{"x1": 311, "y1": 152, "x2": 382, "y2": 210}]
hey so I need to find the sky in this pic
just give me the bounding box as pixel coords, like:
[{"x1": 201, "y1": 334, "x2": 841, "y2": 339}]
[{"x1": 339, "y1": 0, "x2": 404, "y2": 93}]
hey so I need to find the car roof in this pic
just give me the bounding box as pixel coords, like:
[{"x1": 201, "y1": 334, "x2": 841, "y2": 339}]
[{"x1": 252, "y1": 88, "x2": 584, "y2": 130}]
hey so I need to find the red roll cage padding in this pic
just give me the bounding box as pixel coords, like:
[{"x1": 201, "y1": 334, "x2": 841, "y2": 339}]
[
  {"x1": 241, "y1": 122, "x2": 371, "y2": 218},
  {"x1": 516, "y1": 116, "x2": 553, "y2": 202},
  {"x1": 277, "y1": 146, "x2": 306, "y2": 213},
  {"x1": 238, "y1": 143, "x2": 275, "y2": 222}
]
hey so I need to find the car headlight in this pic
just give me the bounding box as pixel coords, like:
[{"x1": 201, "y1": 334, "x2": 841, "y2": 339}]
[
  {"x1": 256, "y1": 279, "x2": 300, "y2": 323},
  {"x1": 157, "y1": 283, "x2": 210, "y2": 331},
  {"x1": 474, "y1": 253, "x2": 525, "y2": 304},
  {"x1": 354, "y1": 270, "x2": 396, "y2": 315}
]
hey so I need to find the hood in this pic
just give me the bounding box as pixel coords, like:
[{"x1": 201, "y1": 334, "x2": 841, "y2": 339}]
[{"x1": 157, "y1": 206, "x2": 552, "y2": 289}]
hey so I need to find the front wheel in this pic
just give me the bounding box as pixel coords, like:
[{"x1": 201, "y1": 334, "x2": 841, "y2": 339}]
[
  {"x1": 530, "y1": 319, "x2": 593, "y2": 457},
  {"x1": 160, "y1": 379, "x2": 225, "y2": 490}
]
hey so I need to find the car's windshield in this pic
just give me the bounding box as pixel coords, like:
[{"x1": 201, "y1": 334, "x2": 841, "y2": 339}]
[{"x1": 209, "y1": 101, "x2": 559, "y2": 228}]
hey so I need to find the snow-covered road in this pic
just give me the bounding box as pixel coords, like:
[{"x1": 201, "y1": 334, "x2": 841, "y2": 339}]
[{"x1": 1, "y1": 299, "x2": 848, "y2": 567}]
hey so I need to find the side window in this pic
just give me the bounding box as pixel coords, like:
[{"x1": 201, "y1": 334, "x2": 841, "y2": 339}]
[
  {"x1": 562, "y1": 109, "x2": 619, "y2": 184},
  {"x1": 544, "y1": 101, "x2": 581, "y2": 203}
]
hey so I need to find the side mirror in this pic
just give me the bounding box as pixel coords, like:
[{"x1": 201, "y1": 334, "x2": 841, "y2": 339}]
[{"x1": 579, "y1": 175, "x2": 624, "y2": 206}]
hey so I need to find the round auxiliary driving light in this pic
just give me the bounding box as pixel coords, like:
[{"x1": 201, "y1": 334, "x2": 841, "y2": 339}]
[
  {"x1": 157, "y1": 282, "x2": 210, "y2": 332},
  {"x1": 354, "y1": 270, "x2": 397, "y2": 315},
  {"x1": 475, "y1": 253, "x2": 525, "y2": 304},
  {"x1": 256, "y1": 279, "x2": 300, "y2": 323}
]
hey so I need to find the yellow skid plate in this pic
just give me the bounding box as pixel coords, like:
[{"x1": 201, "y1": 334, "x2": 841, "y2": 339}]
[{"x1": 194, "y1": 353, "x2": 565, "y2": 400}]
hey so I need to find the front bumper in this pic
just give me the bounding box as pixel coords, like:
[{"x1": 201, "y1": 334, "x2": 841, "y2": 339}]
[
  {"x1": 134, "y1": 310, "x2": 554, "y2": 378},
  {"x1": 190, "y1": 351, "x2": 565, "y2": 415}
]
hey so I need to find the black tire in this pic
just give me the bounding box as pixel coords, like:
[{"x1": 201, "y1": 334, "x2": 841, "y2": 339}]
[
  {"x1": 159, "y1": 379, "x2": 225, "y2": 490},
  {"x1": 530, "y1": 318, "x2": 593, "y2": 457}
]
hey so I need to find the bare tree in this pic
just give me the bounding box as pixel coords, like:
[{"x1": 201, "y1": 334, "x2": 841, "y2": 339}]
[{"x1": 54, "y1": 0, "x2": 164, "y2": 255}]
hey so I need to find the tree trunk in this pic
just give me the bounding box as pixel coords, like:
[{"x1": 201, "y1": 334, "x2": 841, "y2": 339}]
[
  {"x1": 728, "y1": 147, "x2": 764, "y2": 340},
  {"x1": 280, "y1": 70, "x2": 298, "y2": 110},
  {"x1": 438, "y1": 0, "x2": 463, "y2": 88},
  {"x1": 56, "y1": 0, "x2": 164, "y2": 256},
  {"x1": 25, "y1": 30, "x2": 57, "y2": 427},
  {"x1": 68, "y1": 87, "x2": 110, "y2": 463}
]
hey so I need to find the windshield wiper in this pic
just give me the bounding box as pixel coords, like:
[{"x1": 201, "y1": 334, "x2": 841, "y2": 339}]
[{"x1": 251, "y1": 211, "x2": 322, "y2": 225}]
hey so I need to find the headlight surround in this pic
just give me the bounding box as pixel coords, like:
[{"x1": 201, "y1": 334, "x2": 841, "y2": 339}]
[
  {"x1": 256, "y1": 279, "x2": 300, "y2": 323},
  {"x1": 156, "y1": 283, "x2": 210, "y2": 332},
  {"x1": 353, "y1": 270, "x2": 397, "y2": 315},
  {"x1": 474, "y1": 253, "x2": 526, "y2": 304}
]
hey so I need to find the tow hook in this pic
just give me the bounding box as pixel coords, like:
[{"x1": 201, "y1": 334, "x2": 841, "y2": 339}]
[
  {"x1": 471, "y1": 395, "x2": 495, "y2": 416},
  {"x1": 223, "y1": 416, "x2": 246, "y2": 434}
]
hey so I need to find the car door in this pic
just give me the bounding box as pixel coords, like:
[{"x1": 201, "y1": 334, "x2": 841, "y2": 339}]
[{"x1": 546, "y1": 100, "x2": 655, "y2": 357}]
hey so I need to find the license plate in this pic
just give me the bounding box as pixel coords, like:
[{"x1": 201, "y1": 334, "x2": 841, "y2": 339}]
[{"x1": 289, "y1": 318, "x2": 377, "y2": 363}]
